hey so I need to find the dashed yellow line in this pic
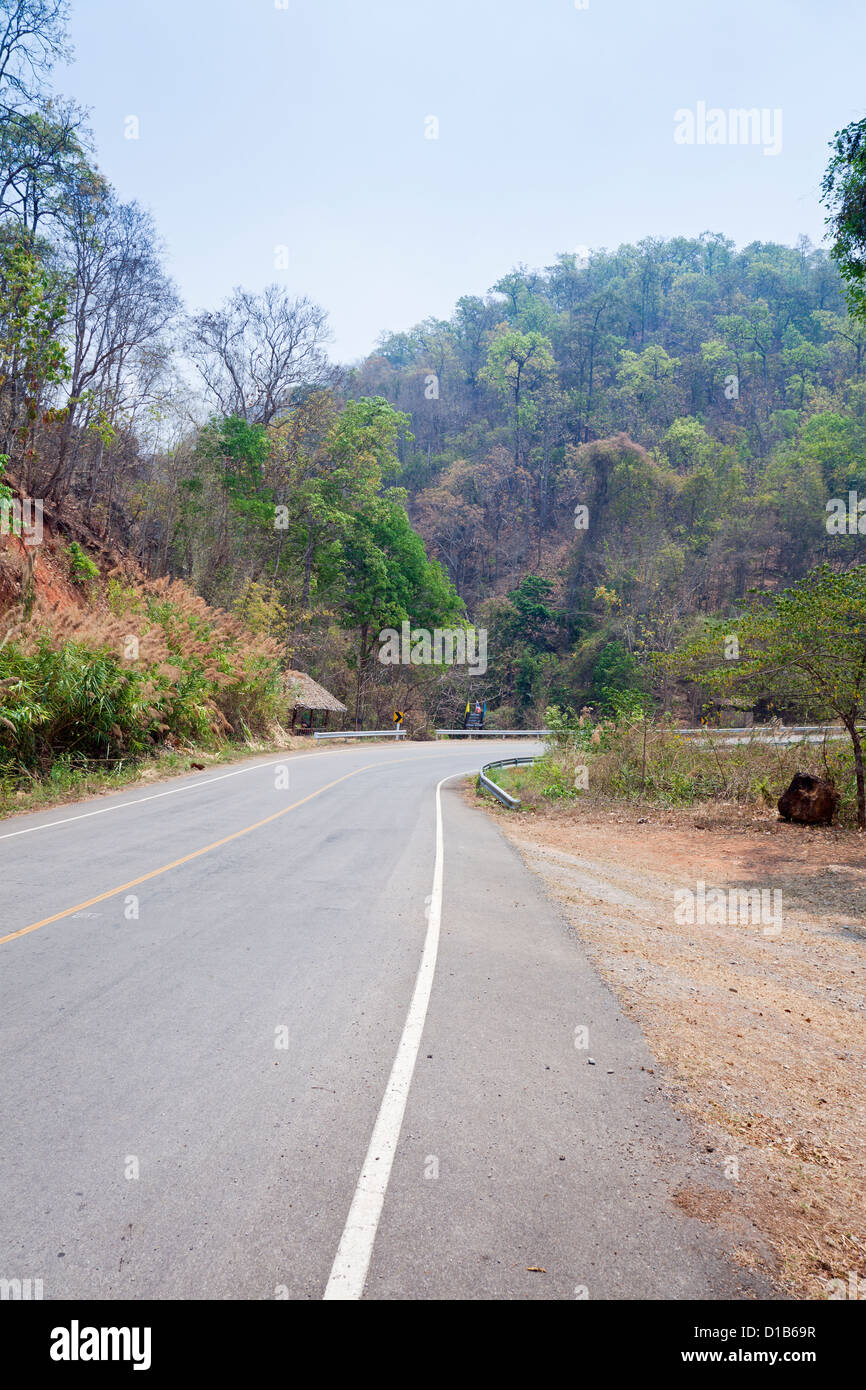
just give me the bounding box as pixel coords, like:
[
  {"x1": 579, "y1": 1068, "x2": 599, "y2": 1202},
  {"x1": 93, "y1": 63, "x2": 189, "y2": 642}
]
[{"x1": 0, "y1": 761, "x2": 382, "y2": 947}]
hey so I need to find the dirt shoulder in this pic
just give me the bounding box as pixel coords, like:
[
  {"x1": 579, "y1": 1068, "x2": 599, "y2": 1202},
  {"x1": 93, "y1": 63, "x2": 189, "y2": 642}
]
[{"x1": 478, "y1": 795, "x2": 865, "y2": 1299}]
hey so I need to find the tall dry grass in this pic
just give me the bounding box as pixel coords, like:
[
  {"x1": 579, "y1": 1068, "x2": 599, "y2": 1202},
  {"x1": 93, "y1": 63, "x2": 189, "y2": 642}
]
[
  {"x1": 510, "y1": 720, "x2": 861, "y2": 826},
  {"x1": 0, "y1": 573, "x2": 286, "y2": 786}
]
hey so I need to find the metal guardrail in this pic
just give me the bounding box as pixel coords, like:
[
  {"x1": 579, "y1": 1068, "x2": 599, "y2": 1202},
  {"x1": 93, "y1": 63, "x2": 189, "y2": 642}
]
[
  {"x1": 435, "y1": 729, "x2": 549, "y2": 738},
  {"x1": 478, "y1": 755, "x2": 538, "y2": 809},
  {"x1": 677, "y1": 724, "x2": 842, "y2": 737},
  {"x1": 676, "y1": 725, "x2": 847, "y2": 747},
  {"x1": 315, "y1": 722, "x2": 847, "y2": 747},
  {"x1": 313, "y1": 729, "x2": 407, "y2": 741}
]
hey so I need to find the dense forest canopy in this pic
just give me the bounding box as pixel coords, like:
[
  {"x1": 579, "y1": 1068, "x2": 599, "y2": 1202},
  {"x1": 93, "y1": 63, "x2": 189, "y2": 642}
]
[{"x1": 346, "y1": 234, "x2": 866, "y2": 722}]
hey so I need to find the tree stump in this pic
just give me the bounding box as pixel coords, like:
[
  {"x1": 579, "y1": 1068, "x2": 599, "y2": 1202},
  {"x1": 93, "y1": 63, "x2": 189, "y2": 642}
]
[{"x1": 777, "y1": 773, "x2": 840, "y2": 825}]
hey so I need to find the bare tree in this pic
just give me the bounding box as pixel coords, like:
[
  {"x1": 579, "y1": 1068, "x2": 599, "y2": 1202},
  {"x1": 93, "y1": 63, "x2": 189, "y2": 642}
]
[
  {"x1": 0, "y1": 97, "x2": 90, "y2": 232},
  {"x1": 186, "y1": 284, "x2": 331, "y2": 424},
  {"x1": 0, "y1": 3, "x2": 89, "y2": 236},
  {"x1": 0, "y1": 0, "x2": 70, "y2": 115},
  {"x1": 42, "y1": 189, "x2": 179, "y2": 499}
]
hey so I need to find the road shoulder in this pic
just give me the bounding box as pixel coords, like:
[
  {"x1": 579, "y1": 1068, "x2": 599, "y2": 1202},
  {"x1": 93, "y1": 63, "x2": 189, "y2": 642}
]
[
  {"x1": 483, "y1": 797, "x2": 864, "y2": 1300},
  {"x1": 365, "y1": 781, "x2": 775, "y2": 1300}
]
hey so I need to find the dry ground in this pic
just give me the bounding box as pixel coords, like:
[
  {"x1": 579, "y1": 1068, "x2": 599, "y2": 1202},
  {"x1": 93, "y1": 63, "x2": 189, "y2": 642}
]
[{"x1": 479, "y1": 794, "x2": 865, "y2": 1299}]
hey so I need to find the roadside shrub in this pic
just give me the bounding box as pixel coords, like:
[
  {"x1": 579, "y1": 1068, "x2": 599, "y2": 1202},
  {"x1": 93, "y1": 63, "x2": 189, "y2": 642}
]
[
  {"x1": 544, "y1": 703, "x2": 610, "y2": 752},
  {"x1": 0, "y1": 636, "x2": 154, "y2": 775},
  {"x1": 66, "y1": 542, "x2": 100, "y2": 587},
  {"x1": 542, "y1": 718, "x2": 861, "y2": 824},
  {"x1": 0, "y1": 575, "x2": 286, "y2": 783},
  {"x1": 484, "y1": 752, "x2": 580, "y2": 806}
]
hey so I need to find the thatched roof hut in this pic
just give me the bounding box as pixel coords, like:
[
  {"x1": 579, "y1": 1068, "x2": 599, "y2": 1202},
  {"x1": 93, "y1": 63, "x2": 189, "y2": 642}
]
[{"x1": 284, "y1": 669, "x2": 346, "y2": 732}]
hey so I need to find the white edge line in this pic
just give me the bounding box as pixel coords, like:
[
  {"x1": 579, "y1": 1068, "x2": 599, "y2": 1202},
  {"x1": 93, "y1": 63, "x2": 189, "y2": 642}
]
[
  {"x1": 323, "y1": 767, "x2": 472, "y2": 1301},
  {"x1": 0, "y1": 752, "x2": 324, "y2": 842},
  {"x1": 0, "y1": 744, "x2": 497, "y2": 843}
]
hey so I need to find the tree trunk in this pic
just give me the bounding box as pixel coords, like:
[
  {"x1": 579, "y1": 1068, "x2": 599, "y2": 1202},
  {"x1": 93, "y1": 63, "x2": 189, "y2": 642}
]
[
  {"x1": 641, "y1": 713, "x2": 648, "y2": 796},
  {"x1": 302, "y1": 523, "x2": 314, "y2": 607},
  {"x1": 46, "y1": 400, "x2": 78, "y2": 500},
  {"x1": 267, "y1": 530, "x2": 285, "y2": 638},
  {"x1": 355, "y1": 623, "x2": 368, "y2": 730},
  {"x1": 848, "y1": 720, "x2": 865, "y2": 830}
]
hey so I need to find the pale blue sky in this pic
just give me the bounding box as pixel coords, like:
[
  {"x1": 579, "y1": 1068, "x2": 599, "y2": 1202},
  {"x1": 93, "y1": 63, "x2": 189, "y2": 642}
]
[{"x1": 58, "y1": 0, "x2": 866, "y2": 362}]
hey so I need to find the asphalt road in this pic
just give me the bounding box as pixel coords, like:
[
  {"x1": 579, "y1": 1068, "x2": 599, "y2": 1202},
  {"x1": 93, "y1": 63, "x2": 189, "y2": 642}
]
[{"x1": 0, "y1": 741, "x2": 770, "y2": 1300}]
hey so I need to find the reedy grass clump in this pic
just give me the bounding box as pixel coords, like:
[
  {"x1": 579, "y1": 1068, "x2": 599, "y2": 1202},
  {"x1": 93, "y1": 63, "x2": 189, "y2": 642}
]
[{"x1": 0, "y1": 574, "x2": 285, "y2": 787}]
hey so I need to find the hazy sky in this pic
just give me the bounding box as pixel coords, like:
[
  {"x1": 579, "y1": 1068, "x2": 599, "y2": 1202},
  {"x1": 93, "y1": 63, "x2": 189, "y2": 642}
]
[{"x1": 58, "y1": 0, "x2": 866, "y2": 363}]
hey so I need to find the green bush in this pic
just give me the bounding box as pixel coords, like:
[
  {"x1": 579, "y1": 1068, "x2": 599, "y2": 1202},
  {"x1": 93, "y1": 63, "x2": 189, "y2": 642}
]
[
  {"x1": 537, "y1": 717, "x2": 863, "y2": 824},
  {"x1": 66, "y1": 542, "x2": 100, "y2": 586},
  {"x1": 0, "y1": 637, "x2": 154, "y2": 777},
  {"x1": 544, "y1": 704, "x2": 602, "y2": 751}
]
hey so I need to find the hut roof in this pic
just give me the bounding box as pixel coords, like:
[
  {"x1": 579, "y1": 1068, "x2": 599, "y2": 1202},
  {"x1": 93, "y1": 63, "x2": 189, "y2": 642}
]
[{"x1": 284, "y1": 669, "x2": 347, "y2": 714}]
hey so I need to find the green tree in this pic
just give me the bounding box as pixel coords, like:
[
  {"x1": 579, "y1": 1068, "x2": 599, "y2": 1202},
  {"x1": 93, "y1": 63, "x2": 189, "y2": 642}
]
[
  {"x1": 212, "y1": 415, "x2": 272, "y2": 521},
  {"x1": 503, "y1": 574, "x2": 560, "y2": 647},
  {"x1": 614, "y1": 345, "x2": 680, "y2": 437},
  {"x1": 822, "y1": 116, "x2": 866, "y2": 323},
  {"x1": 670, "y1": 564, "x2": 866, "y2": 827},
  {"x1": 340, "y1": 492, "x2": 462, "y2": 727},
  {"x1": 590, "y1": 639, "x2": 643, "y2": 711},
  {"x1": 273, "y1": 394, "x2": 413, "y2": 619},
  {"x1": 0, "y1": 233, "x2": 67, "y2": 475},
  {"x1": 481, "y1": 327, "x2": 556, "y2": 467}
]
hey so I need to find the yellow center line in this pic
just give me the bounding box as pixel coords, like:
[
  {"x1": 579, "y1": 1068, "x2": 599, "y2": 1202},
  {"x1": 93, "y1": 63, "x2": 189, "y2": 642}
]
[{"x1": 1, "y1": 759, "x2": 392, "y2": 947}]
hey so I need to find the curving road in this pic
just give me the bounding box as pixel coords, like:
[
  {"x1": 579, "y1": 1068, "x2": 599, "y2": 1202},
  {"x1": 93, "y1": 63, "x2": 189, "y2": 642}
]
[{"x1": 0, "y1": 741, "x2": 770, "y2": 1300}]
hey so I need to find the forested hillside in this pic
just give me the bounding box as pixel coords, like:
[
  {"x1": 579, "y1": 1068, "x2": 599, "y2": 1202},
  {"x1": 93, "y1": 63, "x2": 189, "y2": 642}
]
[
  {"x1": 349, "y1": 237, "x2": 866, "y2": 721},
  {"x1": 2, "y1": 0, "x2": 866, "y2": 764}
]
